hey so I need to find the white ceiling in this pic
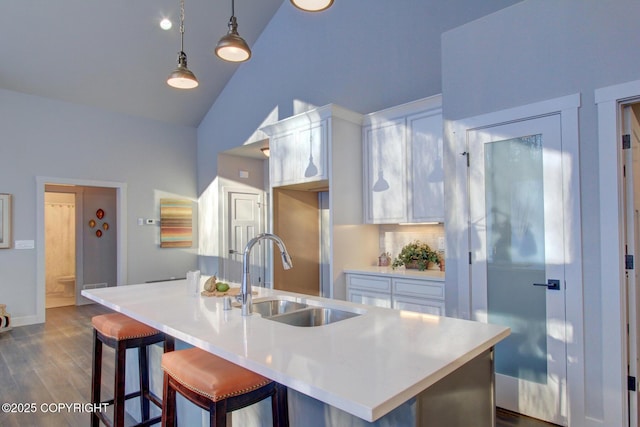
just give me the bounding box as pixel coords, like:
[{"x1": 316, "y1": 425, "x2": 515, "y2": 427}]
[{"x1": 0, "y1": 0, "x2": 284, "y2": 128}]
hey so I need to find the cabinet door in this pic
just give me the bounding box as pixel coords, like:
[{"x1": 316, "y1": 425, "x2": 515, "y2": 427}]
[
  {"x1": 270, "y1": 121, "x2": 327, "y2": 187},
  {"x1": 392, "y1": 278, "x2": 445, "y2": 315},
  {"x1": 270, "y1": 130, "x2": 296, "y2": 187},
  {"x1": 408, "y1": 110, "x2": 444, "y2": 222},
  {"x1": 392, "y1": 278, "x2": 444, "y2": 300},
  {"x1": 346, "y1": 274, "x2": 392, "y2": 308},
  {"x1": 393, "y1": 295, "x2": 444, "y2": 316},
  {"x1": 298, "y1": 122, "x2": 327, "y2": 182},
  {"x1": 363, "y1": 118, "x2": 407, "y2": 223},
  {"x1": 348, "y1": 289, "x2": 392, "y2": 308}
]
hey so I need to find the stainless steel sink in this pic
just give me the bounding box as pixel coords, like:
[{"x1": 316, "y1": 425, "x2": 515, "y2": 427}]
[
  {"x1": 250, "y1": 299, "x2": 308, "y2": 317},
  {"x1": 234, "y1": 297, "x2": 361, "y2": 326},
  {"x1": 267, "y1": 307, "x2": 360, "y2": 327}
]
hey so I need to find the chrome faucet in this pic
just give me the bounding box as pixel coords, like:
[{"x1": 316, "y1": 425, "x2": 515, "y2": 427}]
[{"x1": 241, "y1": 233, "x2": 293, "y2": 316}]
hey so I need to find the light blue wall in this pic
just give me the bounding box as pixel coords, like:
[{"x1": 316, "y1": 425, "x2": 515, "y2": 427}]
[
  {"x1": 441, "y1": 0, "x2": 640, "y2": 423},
  {"x1": 196, "y1": 0, "x2": 523, "y2": 195},
  {"x1": 0, "y1": 88, "x2": 199, "y2": 323}
]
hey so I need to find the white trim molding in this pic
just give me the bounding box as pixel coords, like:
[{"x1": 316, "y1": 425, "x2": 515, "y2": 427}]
[{"x1": 595, "y1": 78, "x2": 640, "y2": 427}]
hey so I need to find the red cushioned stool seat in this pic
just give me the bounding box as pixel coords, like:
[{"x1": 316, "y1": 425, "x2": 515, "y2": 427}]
[
  {"x1": 91, "y1": 313, "x2": 175, "y2": 427},
  {"x1": 161, "y1": 347, "x2": 289, "y2": 427}
]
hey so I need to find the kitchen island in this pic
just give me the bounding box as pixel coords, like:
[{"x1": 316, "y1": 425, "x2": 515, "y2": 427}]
[{"x1": 82, "y1": 279, "x2": 509, "y2": 426}]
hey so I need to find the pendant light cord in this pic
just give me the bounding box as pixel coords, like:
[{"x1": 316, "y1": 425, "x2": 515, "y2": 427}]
[{"x1": 179, "y1": 0, "x2": 185, "y2": 52}]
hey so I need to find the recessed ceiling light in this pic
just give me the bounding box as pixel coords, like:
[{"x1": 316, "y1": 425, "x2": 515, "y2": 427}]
[{"x1": 160, "y1": 18, "x2": 172, "y2": 30}]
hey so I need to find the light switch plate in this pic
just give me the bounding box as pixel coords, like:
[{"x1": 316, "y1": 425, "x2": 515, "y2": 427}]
[
  {"x1": 15, "y1": 240, "x2": 35, "y2": 250},
  {"x1": 438, "y1": 237, "x2": 445, "y2": 251}
]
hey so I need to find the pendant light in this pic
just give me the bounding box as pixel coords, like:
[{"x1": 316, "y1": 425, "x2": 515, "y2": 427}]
[
  {"x1": 290, "y1": 0, "x2": 334, "y2": 12},
  {"x1": 167, "y1": 0, "x2": 198, "y2": 89},
  {"x1": 215, "y1": 0, "x2": 251, "y2": 62}
]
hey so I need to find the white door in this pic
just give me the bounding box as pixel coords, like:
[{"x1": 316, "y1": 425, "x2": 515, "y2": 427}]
[
  {"x1": 468, "y1": 114, "x2": 567, "y2": 425},
  {"x1": 624, "y1": 104, "x2": 640, "y2": 427},
  {"x1": 225, "y1": 191, "x2": 264, "y2": 286}
]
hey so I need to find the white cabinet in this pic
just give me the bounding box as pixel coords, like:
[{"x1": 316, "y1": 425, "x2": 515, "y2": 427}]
[
  {"x1": 263, "y1": 104, "x2": 364, "y2": 189},
  {"x1": 267, "y1": 120, "x2": 328, "y2": 188},
  {"x1": 363, "y1": 95, "x2": 444, "y2": 224},
  {"x1": 348, "y1": 288, "x2": 393, "y2": 309},
  {"x1": 407, "y1": 110, "x2": 444, "y2": 222},
  {"x1": 362, "y1": 117, "x2": 407, "y2": 223},
  {"x1": 392, "y1": 277, "x2": 445, "y2": 316},
  {"x1": 261, "y1": 105, "x2": 381, "y2": 301},
  {"x1": 346, "y1": 274, "x2": 392, "y2": 308},
  {"x1": 346, "y1": 272, "x2": 444, "y2": 315}
]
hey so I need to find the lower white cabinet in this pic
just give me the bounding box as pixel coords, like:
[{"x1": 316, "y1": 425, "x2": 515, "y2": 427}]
[
  {"x1": 348, "y1": 289, "x2": 392, "y2": 309},
  {"x1": 346, "y1": 274, "x2": 392, "y2": 308},
  {"x1": 346, "y1": 273, "x2": 444, "y2": 315},
  {"x1": 392, "y1": 277, "x2": 445, "y2": 316}
]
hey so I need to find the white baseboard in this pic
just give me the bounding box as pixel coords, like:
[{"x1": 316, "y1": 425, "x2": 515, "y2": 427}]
[
  {"x1": 585, "y1": 415, "x2": 604, "y2": 427},
  {"x1": 11, "y1": 314, "x2": 43, "y2": 327}
]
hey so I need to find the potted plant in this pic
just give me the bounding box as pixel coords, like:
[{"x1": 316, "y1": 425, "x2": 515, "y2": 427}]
[{"x1": 392, "y1": 240, "x2": 440, "y2": 271}]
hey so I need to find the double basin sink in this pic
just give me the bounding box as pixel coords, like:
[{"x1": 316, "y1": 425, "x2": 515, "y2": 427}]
[{"x1": 237, "y1": 298, "x2": 361, "y2": 327}]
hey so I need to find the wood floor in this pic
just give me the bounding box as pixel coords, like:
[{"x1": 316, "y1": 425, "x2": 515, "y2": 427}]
[
  {"x1": 0, "y1": 304, "x2": 558, "y2": 427},
  {"x1": 0, "y1": 304, "x2": 113, "y2": 426}
]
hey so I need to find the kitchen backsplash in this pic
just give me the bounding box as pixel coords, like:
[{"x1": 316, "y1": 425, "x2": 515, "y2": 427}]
[{"x1": 378, "y1": 224, "x2": 445, "y2": 262}]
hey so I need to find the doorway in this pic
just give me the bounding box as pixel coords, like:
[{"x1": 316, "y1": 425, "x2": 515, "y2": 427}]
[
  {"x1": 43, "y1": 184, "x2": 117, "y2": 309},
  {"x1": 452, "y1": 93, "x2": 583, "y2": 426},
  {"x1": 596, "y1": 79, "x2": 640, "y2": 427},
  {"x1": 622, "y1": 103, "x2": 640, "y2": 427},
  {"x1": 44, "y1": 191, "x2": 76, "y2": 308},
  {"x1": 35, "y1": 177, "x2": 127, "y2": 324}
]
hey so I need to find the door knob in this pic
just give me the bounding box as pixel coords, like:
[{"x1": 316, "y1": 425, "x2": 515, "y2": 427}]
[{"x1": 532, "y1": 279, "x2": 560, "y2": 290}]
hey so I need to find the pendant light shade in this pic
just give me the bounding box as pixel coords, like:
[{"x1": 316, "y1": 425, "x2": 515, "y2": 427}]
[
  {"x1": 167, "y1": 0, "x2": 198, "y2": 89},
  {"x1": 290, "y1": 0, "x2": 334, "y2": 12},
  {"x1": 215, "y1": 0, "x2": 251, "y2": 62},
  {"x1": 167, "y1": 51, "x2": 199, "y2": 89}
]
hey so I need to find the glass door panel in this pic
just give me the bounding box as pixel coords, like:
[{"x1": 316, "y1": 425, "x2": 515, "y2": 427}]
[{"x1": 485, "y1": 135, "x2": 547, "y2": 384}]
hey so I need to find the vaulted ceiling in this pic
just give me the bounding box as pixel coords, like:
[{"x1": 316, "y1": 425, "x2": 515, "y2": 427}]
[
  {"x1": 0, "y1": 0, "x2": 284, "y2": 127},
  {"x1": 1, "y1": 1, "x2": 523, "y2": 129}
]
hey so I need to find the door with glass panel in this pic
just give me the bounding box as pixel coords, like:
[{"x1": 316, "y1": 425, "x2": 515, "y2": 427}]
[{"x1": 468, "y1": 115, "x2": 567, "y2": 426}]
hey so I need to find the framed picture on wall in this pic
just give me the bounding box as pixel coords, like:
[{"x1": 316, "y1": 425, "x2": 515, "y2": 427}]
[{"x1": 0, "y1": 194, "x2": 11, "y2": 249}]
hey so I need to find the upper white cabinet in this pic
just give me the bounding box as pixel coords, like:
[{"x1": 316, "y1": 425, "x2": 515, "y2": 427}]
[
  {"x1": 262, "y1": 105, "x2": 364, "y2": 189},
  {"x1": 266, "y1": 119, "x2": 328, "y2": 188},
  {"x1": 363, "y1": 95, "x2": 444, "y2": 224}
]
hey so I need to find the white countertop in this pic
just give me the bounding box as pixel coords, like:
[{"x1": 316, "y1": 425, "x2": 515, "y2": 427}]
[
  {"x1": 82, "y1": 280, "x2": 508, "y2": 422},
  {"x1": 344, "y1": 266, "x2": 445, "y2": 281}
]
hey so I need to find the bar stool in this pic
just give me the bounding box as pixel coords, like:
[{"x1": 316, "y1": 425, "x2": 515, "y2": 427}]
[
  {"x1": 91, "y1": 313, "x2": 175, "y2": 427},
  {"x1": 161, "y1": 347, "x2": 289, "y2": 427}
]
